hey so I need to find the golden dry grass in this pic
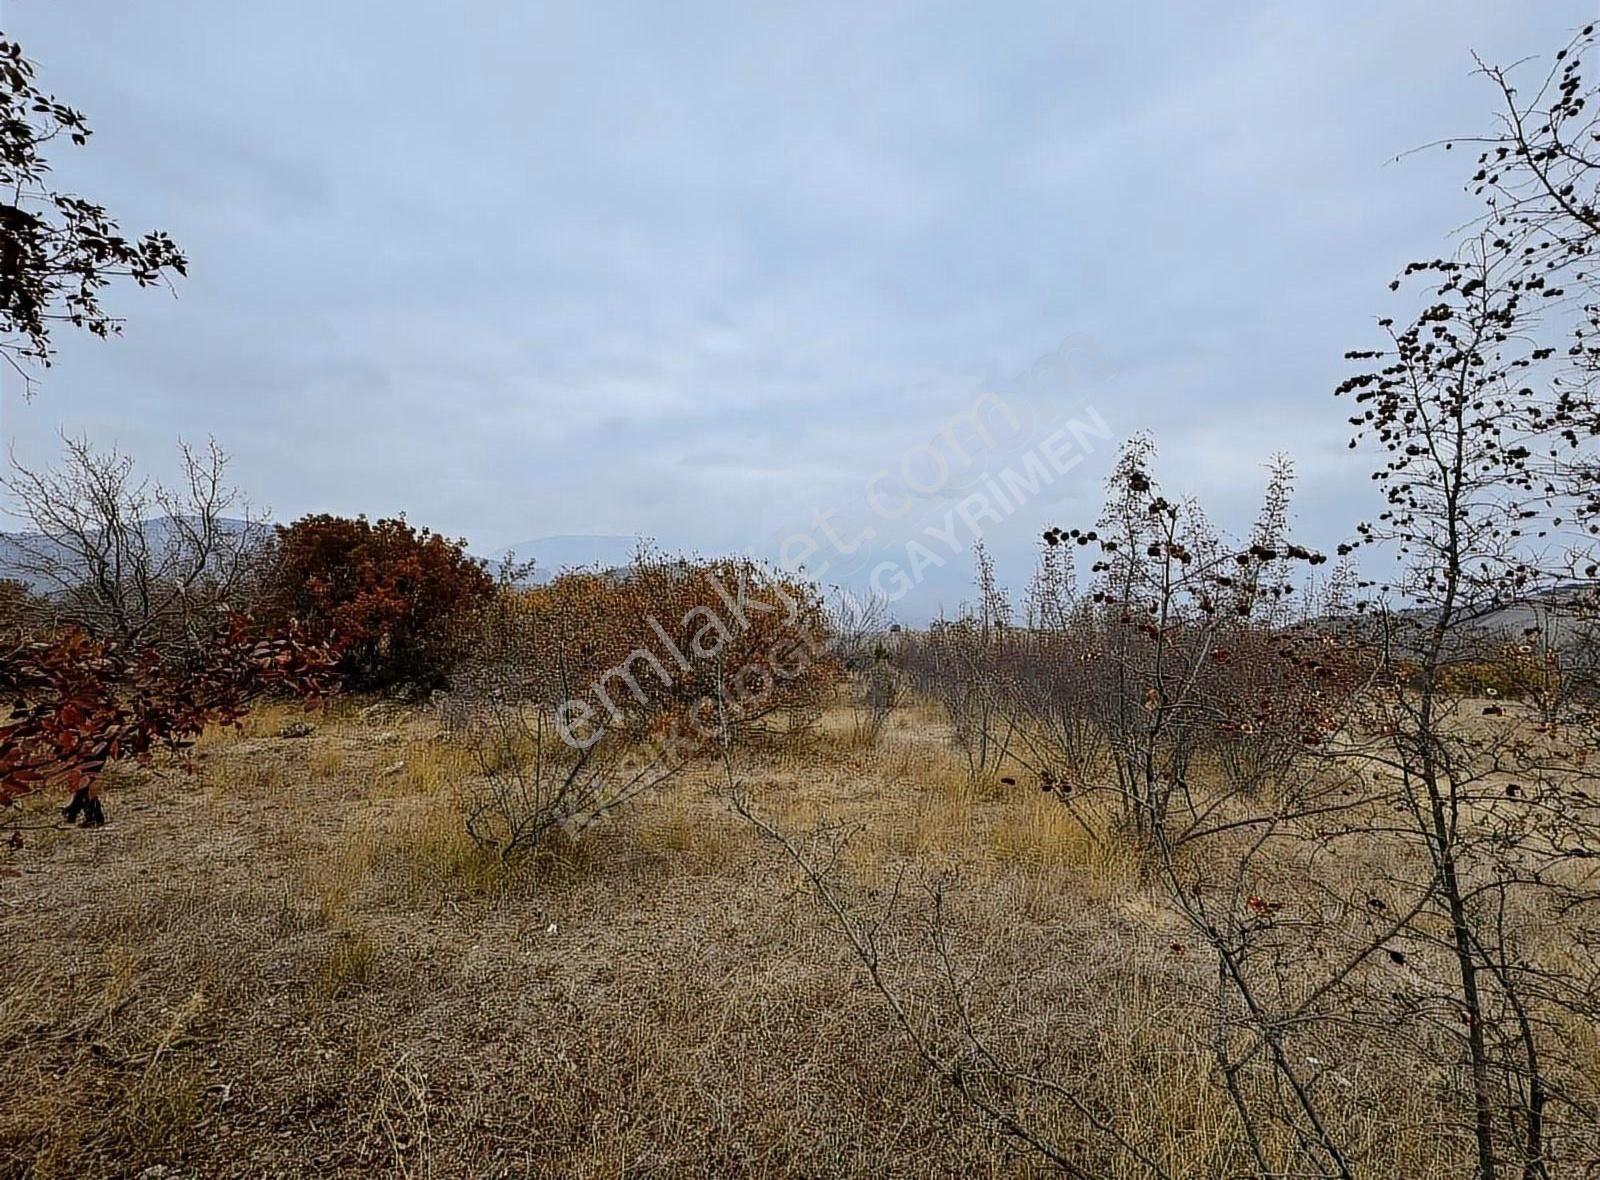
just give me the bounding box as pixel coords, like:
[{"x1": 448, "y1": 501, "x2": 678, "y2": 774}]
[{"x1": 0, "y1": 699, "x2": 1592, "y2": 1177}]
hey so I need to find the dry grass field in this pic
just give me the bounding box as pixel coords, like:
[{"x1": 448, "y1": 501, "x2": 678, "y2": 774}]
[{"x1": 0, "y1": 694, "x2": 1592, "y2": 1178}]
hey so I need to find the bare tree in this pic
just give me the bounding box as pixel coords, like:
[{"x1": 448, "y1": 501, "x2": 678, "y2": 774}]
[
  {"x1": 827, "y1": 588, "x2": 903, "y2": 745},
  {"x1": 1327, "y1": 29, "x2": 1600, "y2": 1155},
  {"x1": 1333, "y1": 219, "x2": 1600, "y2": 1175},
  {"x1": 3, "y1": 435, "x2": 268, "y2": 660},
  {"x1": 825, "y1": 587, "x2": 892, "y2": 674}
]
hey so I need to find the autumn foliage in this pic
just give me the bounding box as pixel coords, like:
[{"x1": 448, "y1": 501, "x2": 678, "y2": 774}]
[
  {"x1": 445, "y1": 552, "x2": 839, "y2": 860},
  {"x1": 0, "y1": 617, "x2": 337, "y2": 825},
  {"x1": 502, "y1": 554, "x2": 839, "y2": 741},
  {"x1": 269, "y1": 514, "x2": 495, "y2": 691}
]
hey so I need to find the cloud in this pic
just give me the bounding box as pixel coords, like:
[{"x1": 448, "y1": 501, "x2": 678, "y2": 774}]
[{"x1": 3, "y1": 0, "x2": 1592, "y2": 619}]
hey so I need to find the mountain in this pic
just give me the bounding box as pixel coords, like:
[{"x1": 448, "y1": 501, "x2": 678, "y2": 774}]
[{"x1": 0, "y1": 517, "x2": 267, "y2": 592}]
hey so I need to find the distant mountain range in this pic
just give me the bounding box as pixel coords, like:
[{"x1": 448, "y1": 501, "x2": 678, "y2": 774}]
[
  {"x1": 0, "y1": 516, "x2": 268, "y2": 593},
  {"x1": 0, "y1": 531, "x2": 77, "y2": 592}
]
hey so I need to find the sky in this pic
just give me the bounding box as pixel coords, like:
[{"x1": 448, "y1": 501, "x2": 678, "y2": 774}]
[{"x1": 2, "y1": 2, "x2": 1595, "y2": 620}]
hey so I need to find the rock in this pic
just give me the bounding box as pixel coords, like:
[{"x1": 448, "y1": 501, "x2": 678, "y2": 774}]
[{"x1": 277, "y1": 720, "x2": 316, "y2": 739}]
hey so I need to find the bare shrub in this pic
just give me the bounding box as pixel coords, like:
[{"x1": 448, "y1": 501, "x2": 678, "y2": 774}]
[
  {"x1": 1017, "y1": 445, "x2": 1382, "y2": 1173},
  {"x1": 441, "y1": 589, "x2": 684, "y2": 860},
  {"x1": 898, "y1": 543, "x2": 1016, "y2": 779},
  {"x1": 806, "y1": 442, "x2": 1398, "y2": 1176},
  {"x1": 829, "y1": 590, "x2": 902, "y2": 745},
  {"x1": 901, "y1": 444, "x2": 1358, "y2": 833},
  {"x1": 853, "y1": 659, "x2": 903, "y2": 746}
]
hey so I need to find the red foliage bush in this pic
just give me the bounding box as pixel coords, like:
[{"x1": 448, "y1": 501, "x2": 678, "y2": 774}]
[
  {"x1": 0, "y1": 617, "x2": 338, "y2": 825},
  {"x1": 269, "y1": 514, "x2": 495, "y2": 691}
]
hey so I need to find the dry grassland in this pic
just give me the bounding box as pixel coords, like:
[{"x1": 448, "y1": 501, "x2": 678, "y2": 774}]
[{"x1": 0, "y1": 697, "x2": 1589, "y2": 1177}]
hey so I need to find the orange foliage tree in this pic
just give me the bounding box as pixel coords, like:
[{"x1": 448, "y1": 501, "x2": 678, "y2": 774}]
[
  {"x1": 509, "y1": 553, "x2": 839, "y2": 743},
  {"x1": 446, "y1": 552, "x2": 839, "y2": 859}
]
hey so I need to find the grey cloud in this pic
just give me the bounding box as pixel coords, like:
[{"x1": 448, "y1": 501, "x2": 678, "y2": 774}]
[{"x1": 2, "y1": 0, "x2": 1592, "y2": 620}]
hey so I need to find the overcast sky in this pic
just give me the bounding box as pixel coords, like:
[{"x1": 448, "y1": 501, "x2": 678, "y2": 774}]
[{"x1": 3, "y1": 2, "x2": 1594, "y2": 617}]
